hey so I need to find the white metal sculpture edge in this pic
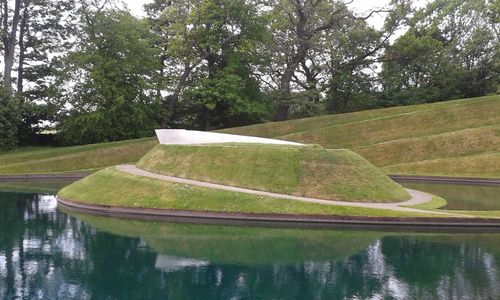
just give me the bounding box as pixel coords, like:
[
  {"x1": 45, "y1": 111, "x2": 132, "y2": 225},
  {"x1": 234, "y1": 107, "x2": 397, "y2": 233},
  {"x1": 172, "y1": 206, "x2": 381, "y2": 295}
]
[{"x1": 155, "y1": 129, "x2": 303, "y2": 146}]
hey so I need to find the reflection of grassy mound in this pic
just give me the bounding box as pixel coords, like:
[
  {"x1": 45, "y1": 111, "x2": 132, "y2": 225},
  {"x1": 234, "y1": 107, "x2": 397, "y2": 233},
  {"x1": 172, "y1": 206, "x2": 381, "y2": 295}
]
[
  {"x1": 220, "y1": 95, "x2": 500, "y2": 178},
  {"x1": 58, "y1": 168, "x2": 430, "y2": 217},
  {"x1": 71, "y1": 211, "x2": 382, "y2": 265},
  {"x1": 137, "y1": 144, "x2": 409, "y2": 202}
]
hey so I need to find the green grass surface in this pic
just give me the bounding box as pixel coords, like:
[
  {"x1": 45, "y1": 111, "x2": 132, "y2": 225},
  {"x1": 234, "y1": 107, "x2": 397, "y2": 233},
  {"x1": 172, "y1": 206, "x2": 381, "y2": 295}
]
[
  {"x1": 137, "y1": 144, "x2": 410, "y2": 202},
  {"x1": 221, "y1": 95, "x2": 500, "y2": 178},
  {"x1": 59, "y1": 167, "x2": 436, "y2": 217},
  {"x1": 403, "y1": 195, "x2": 448, "y2": 210},
  {"x1": 383, "y1": 152, "x2": 500, "y2": 178},
  {"x1": 0, "y1": 137, "x2": 157, "y2": 174}
]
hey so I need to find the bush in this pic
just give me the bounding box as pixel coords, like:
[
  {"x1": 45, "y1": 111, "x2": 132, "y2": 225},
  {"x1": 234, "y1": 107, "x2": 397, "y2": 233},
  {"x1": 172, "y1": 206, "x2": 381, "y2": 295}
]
[{"x1": 0, "y1": 87, "x2": 20, "y2": 150}]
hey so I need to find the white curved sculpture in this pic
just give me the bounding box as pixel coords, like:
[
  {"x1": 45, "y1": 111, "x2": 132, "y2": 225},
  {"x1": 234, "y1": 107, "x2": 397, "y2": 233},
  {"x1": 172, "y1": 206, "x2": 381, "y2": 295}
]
[{"x1": 155, "y1": 129, "x2": 303, "y2": 146}]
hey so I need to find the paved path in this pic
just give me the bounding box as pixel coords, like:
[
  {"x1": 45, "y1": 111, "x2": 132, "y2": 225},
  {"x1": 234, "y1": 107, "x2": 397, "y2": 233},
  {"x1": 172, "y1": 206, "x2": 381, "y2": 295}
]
[{"x1": 117, "y1": 165, "x2": 468, "y2": 217}]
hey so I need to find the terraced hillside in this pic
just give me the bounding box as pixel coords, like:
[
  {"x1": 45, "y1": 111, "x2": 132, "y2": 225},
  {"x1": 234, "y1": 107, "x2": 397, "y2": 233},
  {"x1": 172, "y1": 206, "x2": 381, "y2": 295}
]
[
  {"x1": 0, "y1": 137, "x2": 157, "y2": 174},
  {"x1": 220, "y1": 95, "x2": 500, "y2": 178}
]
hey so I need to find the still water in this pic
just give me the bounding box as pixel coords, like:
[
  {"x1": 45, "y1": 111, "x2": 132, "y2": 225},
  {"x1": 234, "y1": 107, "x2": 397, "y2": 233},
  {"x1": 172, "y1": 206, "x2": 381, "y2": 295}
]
[
  {"x1": 402, "y1": 182, "x2": 500, "y2": 210},
  {"x1": 1, "y1": 191, "x2": 500, "y2": 299}
]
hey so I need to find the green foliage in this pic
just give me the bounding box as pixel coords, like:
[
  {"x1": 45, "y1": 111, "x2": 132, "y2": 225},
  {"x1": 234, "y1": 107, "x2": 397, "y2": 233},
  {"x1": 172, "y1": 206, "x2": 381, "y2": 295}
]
[
  {"x1": 166, "y1": 0, "x2": 269, "y2": 129},
  {"x1": 2, "y1": 0, "x2": 498, "y2": 147},
  {"x1": 381, "y1": 0, "x2": 499, "y2": 105},
  {"x1": 324, "y1": 19, "x2": 383, "y2": 113},
  {"x1": 183, "y1": 55, "x2": 270, "y2": 129},
  {"x1": 0, "y1": 87, "x2": 20, "y2": 150},
  {"x1": 55, "y1": 10, "x2": 161, "y2": 145}
]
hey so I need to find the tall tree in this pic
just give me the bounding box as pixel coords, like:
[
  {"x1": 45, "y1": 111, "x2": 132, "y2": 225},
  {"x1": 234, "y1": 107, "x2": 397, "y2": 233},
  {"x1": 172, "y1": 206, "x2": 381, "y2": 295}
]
[
  {"x1": 152, "y1": 0, "x2": 268, "y2": 129},
  {"x1": 55, "y1": 10, "x2": 161, "y2": 144},
  {"x1": 16, "y1": 0, "x2": 77, "y2": 144},
  {"x1": 264, "y1": 0, "x2": 409, "y2": 121}
]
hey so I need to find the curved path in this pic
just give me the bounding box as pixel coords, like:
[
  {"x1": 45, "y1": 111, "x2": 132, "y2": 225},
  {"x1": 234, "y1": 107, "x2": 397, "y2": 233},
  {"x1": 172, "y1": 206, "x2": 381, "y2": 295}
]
[{"x1": 116, "y1": 165, "x2": 466, "y2": 217}]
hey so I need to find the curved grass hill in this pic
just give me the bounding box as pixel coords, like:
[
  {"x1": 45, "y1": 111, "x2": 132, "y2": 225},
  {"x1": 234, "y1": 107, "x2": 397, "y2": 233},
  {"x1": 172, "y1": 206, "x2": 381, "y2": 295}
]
[{"x1": 135, "y1": 144, "x2": 410, "y2": 202}]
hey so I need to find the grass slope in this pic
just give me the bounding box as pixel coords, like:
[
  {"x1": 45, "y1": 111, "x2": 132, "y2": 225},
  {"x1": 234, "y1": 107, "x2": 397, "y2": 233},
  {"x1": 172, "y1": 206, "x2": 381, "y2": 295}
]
[
  {"x1": 0, "y1": 137, "x2": 157, "y2": 174},
  {"x1": 59, "y1": 167, "x2": 433, "y2": 217},
  {"x1": 220, "y1": 95, "x2": 500, "y2": 178},
  {"x1": 136, "y1": 144, "x2": 410, "y2": 202}
]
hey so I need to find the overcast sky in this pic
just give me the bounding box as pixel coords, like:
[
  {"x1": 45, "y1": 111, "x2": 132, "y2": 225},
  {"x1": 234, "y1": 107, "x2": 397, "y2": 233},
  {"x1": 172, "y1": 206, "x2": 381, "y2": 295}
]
[{"x1": 121, "y1": 0, "x2": 429, "y2": 30}]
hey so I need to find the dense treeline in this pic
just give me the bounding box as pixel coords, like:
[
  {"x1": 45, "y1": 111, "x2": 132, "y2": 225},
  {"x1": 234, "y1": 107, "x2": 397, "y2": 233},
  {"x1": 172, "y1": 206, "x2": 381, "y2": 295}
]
[{"x1": 0, "y1": 0, "x2": 498, "y2": 148}]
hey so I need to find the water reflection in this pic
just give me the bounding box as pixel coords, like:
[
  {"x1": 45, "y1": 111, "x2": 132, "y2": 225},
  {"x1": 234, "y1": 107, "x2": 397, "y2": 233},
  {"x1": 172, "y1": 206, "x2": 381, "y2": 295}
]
[{"x1": 1, "y1": 192, "x2": 500, "y2": 299}]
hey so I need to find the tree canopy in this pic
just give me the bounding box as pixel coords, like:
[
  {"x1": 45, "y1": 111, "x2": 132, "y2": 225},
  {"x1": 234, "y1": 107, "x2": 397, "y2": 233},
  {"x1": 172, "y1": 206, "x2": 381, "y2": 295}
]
[{"x1": 0, "y1": 0, "x2": 498, "y2": 147}]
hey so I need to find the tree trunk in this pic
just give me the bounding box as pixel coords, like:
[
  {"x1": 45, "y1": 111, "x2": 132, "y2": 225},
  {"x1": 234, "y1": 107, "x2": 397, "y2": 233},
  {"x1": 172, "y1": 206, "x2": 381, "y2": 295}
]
[
  {"x1": 159, "y1": 63, "x2": 192, "y2": 128},
  {"x1": 203, "y1": 109, "x2": 211, "y2": 130},
  {"x1": 17, "y1": 4, "x2": 29, "y2": 95},
  {"x1": 2, "y1": 0, "x2": 22, "y2": 92},
  {"x1": 167, "y1": 64, "x2": 192, "y2": 114},
  {"x1": 274, "y1": 41, "x2": 310, "y2": 121}
]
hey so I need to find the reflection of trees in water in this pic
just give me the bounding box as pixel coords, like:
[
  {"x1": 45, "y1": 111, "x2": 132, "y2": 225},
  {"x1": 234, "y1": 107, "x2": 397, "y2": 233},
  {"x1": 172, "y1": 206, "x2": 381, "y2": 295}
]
[
  {"x1": 1, "y1": 193, "x2": 499, "y2": 299},
  {"x1": 0, "y1": 193, "x2": 90, "y2": 299}
]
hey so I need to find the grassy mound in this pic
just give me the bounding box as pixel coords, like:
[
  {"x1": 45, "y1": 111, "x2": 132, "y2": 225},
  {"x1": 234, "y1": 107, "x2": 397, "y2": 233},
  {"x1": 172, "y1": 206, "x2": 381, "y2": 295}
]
[
  {"x1": 220, "y1": 95, "x2": 500, "y2": 178},
  {"x1": 59, "y1": 167, "x2": 430, "y2": 217},
  {"x1": 136, "y1": 144, "x2": 410, "y2": 202}
]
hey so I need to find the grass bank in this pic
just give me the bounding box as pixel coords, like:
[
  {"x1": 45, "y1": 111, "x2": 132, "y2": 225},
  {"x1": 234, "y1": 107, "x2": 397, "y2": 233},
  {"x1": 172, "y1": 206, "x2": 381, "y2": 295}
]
[
  {"x1": 59, "y1": 167, "x2": 433, "y2": 217},
  {"x1": 136, "y1": 144, "x2": 410, "y2": 202}
]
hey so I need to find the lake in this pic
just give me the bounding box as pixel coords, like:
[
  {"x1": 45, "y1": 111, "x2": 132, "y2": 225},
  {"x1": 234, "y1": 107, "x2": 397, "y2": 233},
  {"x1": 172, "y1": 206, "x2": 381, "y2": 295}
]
[{"x1": 1, "y1": 190, "x2": 499, "y2": 299}]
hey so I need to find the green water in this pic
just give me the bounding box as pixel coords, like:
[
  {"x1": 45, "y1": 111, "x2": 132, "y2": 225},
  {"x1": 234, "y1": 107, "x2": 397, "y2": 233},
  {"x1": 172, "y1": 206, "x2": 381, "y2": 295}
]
[
  {"x1": 1, "y1": 191, "x2": 500, "y2": 299},
  {"x1": 402, "y1": 182, "x2": 500, "y2": 210}
]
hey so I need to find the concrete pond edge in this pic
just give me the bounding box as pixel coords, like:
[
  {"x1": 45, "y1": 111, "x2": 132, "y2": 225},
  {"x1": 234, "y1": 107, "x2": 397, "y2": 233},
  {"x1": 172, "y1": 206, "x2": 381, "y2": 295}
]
[{"x1": 57, "y1": 197, "x2": 500, "y2": 228}]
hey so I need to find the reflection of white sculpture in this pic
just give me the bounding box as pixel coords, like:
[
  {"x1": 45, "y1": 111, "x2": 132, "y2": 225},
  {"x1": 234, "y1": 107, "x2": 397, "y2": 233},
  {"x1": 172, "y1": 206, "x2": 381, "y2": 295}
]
[
  {"x1": 155, "y1": 255, "x2": 209, "y2": 272},
  {"x1": 155, "y1": 129, "x2": 303, "y2": 146}
]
